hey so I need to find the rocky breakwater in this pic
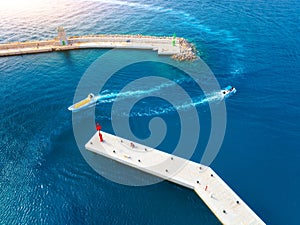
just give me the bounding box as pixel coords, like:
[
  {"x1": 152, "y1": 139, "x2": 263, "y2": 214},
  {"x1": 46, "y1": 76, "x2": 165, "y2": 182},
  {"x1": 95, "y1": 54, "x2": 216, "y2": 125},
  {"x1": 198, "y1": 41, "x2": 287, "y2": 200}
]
[{"x1": 172, "y1": 38, "x2": 197, "y2": 61}]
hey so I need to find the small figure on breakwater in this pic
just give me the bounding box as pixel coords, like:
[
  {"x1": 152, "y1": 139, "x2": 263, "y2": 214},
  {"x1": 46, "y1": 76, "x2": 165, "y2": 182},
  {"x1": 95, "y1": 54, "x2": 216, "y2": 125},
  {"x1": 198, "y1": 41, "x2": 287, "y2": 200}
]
[{"x1": 130, "y1": 142, "x2": 135, "y2": 148}]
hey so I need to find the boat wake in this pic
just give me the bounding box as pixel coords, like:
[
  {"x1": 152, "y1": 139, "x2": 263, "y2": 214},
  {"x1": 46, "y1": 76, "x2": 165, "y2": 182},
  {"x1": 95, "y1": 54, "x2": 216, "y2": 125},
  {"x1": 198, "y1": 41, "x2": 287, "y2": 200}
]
[
  {"x1": 96, "y1": 78, "x2": 188, "y2": 104},
  {"x1": 94, "y1": 87, "x2": 226, "y2": 117},
  {"x1": 69, "y1": 71, "x2": 235, "y2": 116},
  {"x1": 127, "y1": 91, "x2": 225, "y2": 118}
]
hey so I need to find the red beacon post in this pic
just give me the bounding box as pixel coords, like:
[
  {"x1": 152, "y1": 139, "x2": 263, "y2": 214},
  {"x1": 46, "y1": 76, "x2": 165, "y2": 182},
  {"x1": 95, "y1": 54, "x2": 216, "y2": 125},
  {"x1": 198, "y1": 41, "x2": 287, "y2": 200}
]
[
  {"x1": 96, "y1": 123, "x2": 103, "y2": 142},
  {"x1": 96, "y1": 123, "x2": 102, "y2": 132}
]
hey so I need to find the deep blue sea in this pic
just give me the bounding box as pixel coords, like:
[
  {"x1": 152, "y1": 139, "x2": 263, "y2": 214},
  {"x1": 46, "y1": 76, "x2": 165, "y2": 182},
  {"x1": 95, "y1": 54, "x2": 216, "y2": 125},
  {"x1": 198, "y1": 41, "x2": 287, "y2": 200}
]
[{"x1": 0, "y1": 0, "x2": 299, "y2": 224}]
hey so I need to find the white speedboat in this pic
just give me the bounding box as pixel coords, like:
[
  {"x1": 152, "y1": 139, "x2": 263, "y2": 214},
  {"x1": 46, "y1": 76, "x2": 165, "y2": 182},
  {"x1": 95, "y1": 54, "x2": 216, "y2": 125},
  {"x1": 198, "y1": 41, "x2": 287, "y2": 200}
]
[
  {"x1": 222, "y1": 86, "x2": 236, "y2": 97},
  {"x1": 68, "y1": 93, "x2": 97, "y2": 112}
]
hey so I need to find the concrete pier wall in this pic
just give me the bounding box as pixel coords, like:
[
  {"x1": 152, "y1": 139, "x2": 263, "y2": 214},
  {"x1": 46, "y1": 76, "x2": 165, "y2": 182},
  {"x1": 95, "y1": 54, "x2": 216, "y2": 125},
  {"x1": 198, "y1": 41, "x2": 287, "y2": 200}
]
[
  {"x1": 0, "y1": 34, "x2": 196, "y2": 60},
  {"x1": 85, "y1": 132, "x2": 266, "y2": 225}
]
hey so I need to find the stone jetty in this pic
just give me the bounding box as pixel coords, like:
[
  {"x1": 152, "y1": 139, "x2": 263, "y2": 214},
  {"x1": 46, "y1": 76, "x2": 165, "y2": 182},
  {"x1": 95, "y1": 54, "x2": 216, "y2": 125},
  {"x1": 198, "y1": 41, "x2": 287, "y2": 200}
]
[{"x1": 0, "y1": 33, "x2": 196, "y2": 61}]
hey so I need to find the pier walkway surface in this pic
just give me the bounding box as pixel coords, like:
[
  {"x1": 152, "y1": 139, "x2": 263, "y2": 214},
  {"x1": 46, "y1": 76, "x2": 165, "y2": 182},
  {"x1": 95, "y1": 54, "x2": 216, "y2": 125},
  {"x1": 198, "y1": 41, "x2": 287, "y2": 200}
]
[
  {"x1": 86, "y1": 132, "x2": 265, "y2": 225},
  {"x1": 0, "y1": 35, "x2": 196, "y2": 60}
]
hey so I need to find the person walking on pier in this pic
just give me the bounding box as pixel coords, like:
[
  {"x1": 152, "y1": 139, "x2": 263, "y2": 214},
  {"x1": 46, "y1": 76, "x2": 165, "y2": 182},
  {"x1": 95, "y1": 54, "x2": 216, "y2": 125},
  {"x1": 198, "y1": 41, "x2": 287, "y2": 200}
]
[{"x1": 99, "y1": 132, "x2": 103, "y2": 142}]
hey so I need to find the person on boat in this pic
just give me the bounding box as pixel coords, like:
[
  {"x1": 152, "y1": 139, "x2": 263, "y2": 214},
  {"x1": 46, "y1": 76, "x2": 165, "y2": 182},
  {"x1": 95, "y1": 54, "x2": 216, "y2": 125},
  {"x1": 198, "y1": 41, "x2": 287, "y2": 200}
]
[{"x1": 88, "y1": 93, "x2": 94, "y2": 99}]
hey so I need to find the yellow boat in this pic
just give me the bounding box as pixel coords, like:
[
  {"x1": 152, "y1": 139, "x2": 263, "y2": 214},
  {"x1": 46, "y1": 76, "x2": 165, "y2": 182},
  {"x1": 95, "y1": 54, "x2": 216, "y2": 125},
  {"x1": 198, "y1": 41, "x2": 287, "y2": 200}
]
[{"x1": 68, "y1": 93, "x2": 96, "y2": 111}]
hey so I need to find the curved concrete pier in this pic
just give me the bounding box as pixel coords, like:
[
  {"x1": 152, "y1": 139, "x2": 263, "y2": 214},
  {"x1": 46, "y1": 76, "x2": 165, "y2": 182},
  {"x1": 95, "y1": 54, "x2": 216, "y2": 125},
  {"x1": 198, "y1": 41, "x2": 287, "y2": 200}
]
[
  {"x1": 86, "y1": 131, "x2": 265, "y2": 225},
  {"x1": 0, "y1": 34, "x2": 196, "y2": 60}
]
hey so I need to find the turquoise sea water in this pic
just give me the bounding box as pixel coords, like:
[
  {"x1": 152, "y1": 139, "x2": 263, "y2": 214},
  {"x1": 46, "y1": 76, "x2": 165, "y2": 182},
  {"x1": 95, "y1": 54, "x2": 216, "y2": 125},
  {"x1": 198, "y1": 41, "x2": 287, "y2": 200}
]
[{"x1": 0, "y1": 0, "x2": 299, "y2": 224}]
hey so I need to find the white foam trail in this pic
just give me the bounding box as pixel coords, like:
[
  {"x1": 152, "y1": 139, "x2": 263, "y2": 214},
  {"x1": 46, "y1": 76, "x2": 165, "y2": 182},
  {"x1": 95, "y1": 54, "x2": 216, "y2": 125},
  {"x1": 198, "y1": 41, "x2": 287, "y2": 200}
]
[
  {"x1": 96, "y1": 87, "x2": 225, "y2": 117},
  {"x1": 94, "y1": 82, "x2": 174, "y2": 104},
  {"x1": 131, "y1": 92, "x2": 223, "y2": 117},
  {"x1": 95, "y1": 77, "x2": 191, "y2": 104}
]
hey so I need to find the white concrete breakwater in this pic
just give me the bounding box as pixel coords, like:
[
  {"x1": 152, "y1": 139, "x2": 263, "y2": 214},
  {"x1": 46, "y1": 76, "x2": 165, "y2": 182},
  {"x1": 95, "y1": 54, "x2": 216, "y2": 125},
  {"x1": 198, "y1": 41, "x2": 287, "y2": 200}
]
[
  {"x1": 0, "y1": 34, "x2": 196, "y2": 60},
  {"x1": 86, "y1": 131, "x2": 266, "y2": 225}
]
